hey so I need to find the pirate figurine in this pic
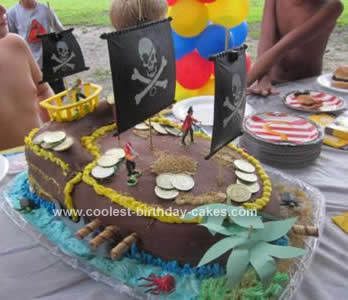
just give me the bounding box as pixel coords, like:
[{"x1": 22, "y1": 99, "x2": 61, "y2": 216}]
[
  {"x1": 124, "y1": 142, "x2": 141, "y2": 186},
  {"x1": 181, "y1": 106, "x2": 198, "y2": 146},
  {"x1": 71, "y1": 78, "x2": 86, "y2": 101}
]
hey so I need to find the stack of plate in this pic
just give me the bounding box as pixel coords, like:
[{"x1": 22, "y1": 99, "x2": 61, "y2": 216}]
[{"x1": 240, "y1": 112, "x2": 323, "y2": 168}]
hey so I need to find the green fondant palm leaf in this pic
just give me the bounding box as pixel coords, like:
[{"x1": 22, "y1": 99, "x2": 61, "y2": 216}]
[
  {"x1": 198, "y1": 237, "x2": 245, "y2": 267},
  {"x1": 251, "y1": 217, "x2": 298, "y2": 242},
  {"x1": 226, "y1": 248, "x2": 250, "y2": 288}
]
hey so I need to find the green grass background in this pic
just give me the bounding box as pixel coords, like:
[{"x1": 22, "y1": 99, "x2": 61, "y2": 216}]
[{"x1": 2, "y1": 0, "x2": 348, "y2": 26}]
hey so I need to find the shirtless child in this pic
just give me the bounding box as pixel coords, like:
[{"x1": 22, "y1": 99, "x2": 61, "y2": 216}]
[
  {"x1": 0, "y1": 5, "x2": 53, "y2": 150},
  {"x1": 248, "y1": 0, "x2": 343, "y2": 96}
]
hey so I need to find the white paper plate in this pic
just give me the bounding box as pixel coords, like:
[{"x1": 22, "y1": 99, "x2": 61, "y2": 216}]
[
  {"x1": 317, "y1": 73, "x2": 348, "y2": 94},
  {"x1": 0, "y1": 155, "x2": 9, "y2": 183},
  {"x1": 172, "y1": 96, "x2": 254, "y2": 126}
]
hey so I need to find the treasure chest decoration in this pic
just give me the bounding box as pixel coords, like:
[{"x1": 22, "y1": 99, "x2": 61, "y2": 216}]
[
  {"x1": 101, "y1": 19, "x2": 176, "y2": 134},
  {"x1": 206, "y1": 46, "x2": 247, "y2": 159},
  {"x1": 39, "y1": 28, "x2": 89, "y2": 83}
]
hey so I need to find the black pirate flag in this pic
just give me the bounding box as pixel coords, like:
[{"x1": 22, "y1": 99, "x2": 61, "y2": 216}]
[
  {"x1": 39, "y1": 28, "x2": 89, "y2": 83},
  {"x1": 101, "y1": 19, "x2": 176, "y2": 134},
  {"x1": 206, "y1": 46, "x2": 247, "y2": 160}
]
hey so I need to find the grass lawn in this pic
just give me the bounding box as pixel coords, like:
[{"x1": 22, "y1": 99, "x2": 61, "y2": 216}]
[{"x1": 2, "y1": 0, "x2": 348, "y2": 26}]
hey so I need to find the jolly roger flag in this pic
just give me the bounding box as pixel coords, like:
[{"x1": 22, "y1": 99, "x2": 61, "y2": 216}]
[
  {"x1": 101, "y1": 18, "x2": 176, "y2": 135},
  {"x1": 39, "y1": 28, "x2": 89, "y2": 83},
  {"x1": 206, "y1": 46, "x2": 247, "y2": 160}
]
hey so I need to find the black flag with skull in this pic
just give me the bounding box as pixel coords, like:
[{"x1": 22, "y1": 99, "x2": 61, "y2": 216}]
[
  {"x1": 206, "y1": 46, "x2": 247, "y2": 160},
  {"x1": 39, "y1": 28, "x2": 89, "y2": 83},
  {"x1": 101, "y1": 18, "x2": 176, "y2": 134}
]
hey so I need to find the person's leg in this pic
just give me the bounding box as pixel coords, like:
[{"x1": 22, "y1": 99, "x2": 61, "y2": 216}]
[
  {"x1": 126, "y1": 160, "x2": 132, "y2": 176},
  {"x1": 182, "y1": 130, "x2": 188, "y2": 145},
  {"x1": 190, "y1": 128, "x2": 194, "y2": 143},
  {"x1": 130, "y1": 161, "x2": 136, "y2": 175}
]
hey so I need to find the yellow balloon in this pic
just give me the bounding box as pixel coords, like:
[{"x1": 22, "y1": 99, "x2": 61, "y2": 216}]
[
  {"x1": 197, "y1": 77, "x2": 215, "y2": 96},
  {"x1": 175, "y1": 81, "x2": 199, "y2": 101},
  {"x1": 207, "y1": 0, "x2": 249, "y2": 28},
  {"x1": 169, "y1": 0, "x2": 209, "y2": 37}
]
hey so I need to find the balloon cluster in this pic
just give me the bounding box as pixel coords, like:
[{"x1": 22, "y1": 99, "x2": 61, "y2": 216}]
[{"x1": 168, "y1": 0, "x2": 251, "y2": 100}]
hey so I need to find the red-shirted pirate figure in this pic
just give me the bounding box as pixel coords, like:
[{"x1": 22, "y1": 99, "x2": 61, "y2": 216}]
[
  {"x1": 124, "y1": 142, "x2": 140, "y2": 186},
  {"x1": 181, "y1": 106, "x2": 198, "y2": 146}
]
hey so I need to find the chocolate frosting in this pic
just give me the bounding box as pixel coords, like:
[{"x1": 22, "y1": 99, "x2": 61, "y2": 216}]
[{"x1": 26, "y1": 103, "x2": 280, "y2": 265}]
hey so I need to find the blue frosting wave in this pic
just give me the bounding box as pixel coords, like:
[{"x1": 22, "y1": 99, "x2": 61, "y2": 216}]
[{"x1": 7, "y1": 172, "x2": 226, "y2": 300}]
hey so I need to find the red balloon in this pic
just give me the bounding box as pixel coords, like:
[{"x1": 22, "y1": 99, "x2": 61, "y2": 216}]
[
  {"x1": 177, "y1": 51, "x2": 213, "y2": 90},
  {"x1": 198, "y1": 0, "x2": 216, "y2": 2},
  {"x1": 246, "y1": 52, "x2": 252, "y2": 72},
  {"x1": 167, "y1": 0, "x2": 178, "y2": 6}
]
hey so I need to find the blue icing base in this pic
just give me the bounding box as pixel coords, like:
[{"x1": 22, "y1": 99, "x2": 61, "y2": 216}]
[{"x1": 7, "y1": 172, "x2": 224, "y2": 300}]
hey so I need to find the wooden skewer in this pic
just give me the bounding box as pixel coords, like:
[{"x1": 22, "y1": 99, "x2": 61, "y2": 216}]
[
  {"x1": 89, "y1": 225, "x2": 119, "y2": 250},
  {"x1": 291, "y1": 225, "x2": 319, "y2": 237},
  {"x1": 110, "y1": 233, "x2": 137, "y2": 261},
  {"x1": 148, "y1": 120, "x2": 154, "y2": 151},
  {"x1": 76, "y1": 219, "x2": 102, "y2": 240}
]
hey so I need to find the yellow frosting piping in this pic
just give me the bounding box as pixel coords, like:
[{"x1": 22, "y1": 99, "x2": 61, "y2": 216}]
[
  {"x1": 25, "y1": 128, "x2": 70, "y2": 176},
  {"x1": 80, "y1": 117, "x2": 271, "y2": 224},
  {"x1": 63, "y1": 172, "x2": 83, "y2": 222}
]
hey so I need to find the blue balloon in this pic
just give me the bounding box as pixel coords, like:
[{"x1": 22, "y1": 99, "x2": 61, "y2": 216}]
[
  {"x1": 230, "y1": 21, "x2": 248, "y2": 47},
  {"x1": 196, "y1": 24, "x2": 234, "y2": 59},
  {"x1": 172, "y1": 30, "x2": 199, "y2": 60}
]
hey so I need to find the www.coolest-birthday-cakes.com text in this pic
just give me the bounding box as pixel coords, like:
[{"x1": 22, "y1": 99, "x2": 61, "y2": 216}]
[{"x1": 53, "y1": 207, "x2": 258, "y2": 218}]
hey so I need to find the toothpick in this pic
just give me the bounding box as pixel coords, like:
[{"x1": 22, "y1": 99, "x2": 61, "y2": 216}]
[
  {"x1": 225, "y1": 27, "x2": 230, "y2": 50},
  {"x1": 148, "y1": 119, "x2": 154, "y2": 151}
]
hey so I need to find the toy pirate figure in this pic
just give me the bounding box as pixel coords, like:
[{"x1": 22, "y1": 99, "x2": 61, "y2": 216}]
[
  {"x1": 181, "y1": 106, "x2": 198, "y2": 146},
  {"x1": 72, "y1": 78, "x2": 85, "y2": 101},
  {"x1": 124, "y1": 142, "x2": 140, "y2": 186}
]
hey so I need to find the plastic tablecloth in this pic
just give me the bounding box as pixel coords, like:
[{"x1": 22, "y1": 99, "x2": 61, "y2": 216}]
[{"x1": 1, "y1": 77, "x2": 348, "y2": 300}]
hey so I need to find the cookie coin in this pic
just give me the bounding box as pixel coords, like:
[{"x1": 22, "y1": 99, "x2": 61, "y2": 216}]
[
  {"x1": 91, "y1": 166, "x2": 115, "y2": 179},
  {"x1": 234, "y1": 159, "x2": 256, "y2": 173},
  {"x1": 156, "y1": 173, "x2": 175, "y2": 190},
  {"x1": 236, "y1": 179, "x2": 260, "y2": 194},
  {"x1": 135, "y1": 123, "x2": 150, "y2": 131},
  {"x1": 97, "y1": 154, "x2": 121, "y2": 167},
  {"x1": 33, "y1": 132, "x2": 49, "y2": 145},
  {"x1": 155, "y1": 186, "x2": 179, "y2": 200},
  {"x1": 41, "y1": 142, "x2": 60, "y2": 149},
  {"x1": 53, "y1": 137, "x2": 74, "y2": 151},
  {"x1": 44, "y1": 131, "x2": 66, "y2": 144},
  {"x1": 105, "y1": 148, "x2": 125, "y2": 160},
  {"x1": 226, "y1": 184, "x2": 251, "y2": 203},
  {"x1": 152, "y1": 123, "x2": 168, "y2": 135},
  {"x1": 171, "y1": 174, "x2": 195, "y2": 191},
  {"x1": 235, "y1": 170, "x2": 258, "y2": 183}
]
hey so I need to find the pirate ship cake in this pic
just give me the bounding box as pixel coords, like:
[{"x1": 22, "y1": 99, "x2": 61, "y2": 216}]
[{"x1": 10, "y1": 7, "x2": 313, "y2": 298}]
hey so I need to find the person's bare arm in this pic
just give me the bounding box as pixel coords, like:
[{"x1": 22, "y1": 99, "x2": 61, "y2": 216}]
[
  {"x1": 20, "y1": 38, "x2": 53, "y2": 122},
  {"x1": 247, "y1": 0, "x2": 279, "y2": 96},
  {"x1": 257, "y1": 0, "x2": 278, "y2": 59},
  {"x1": 247, "y1": 0, "x2": 344, "y2": 87}
]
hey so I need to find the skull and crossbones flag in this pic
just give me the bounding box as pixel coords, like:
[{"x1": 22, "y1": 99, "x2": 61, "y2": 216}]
[
  {"x1": 39, "y1": 28, "x2": 89, "y2": 83},
  {"x1": 206, "y1": 46, "x2": 247, "y2": 160},
  {"x1": 101, "y1": 18, "x2": 176, "y2": 134}
]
